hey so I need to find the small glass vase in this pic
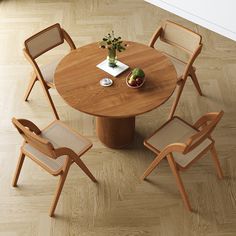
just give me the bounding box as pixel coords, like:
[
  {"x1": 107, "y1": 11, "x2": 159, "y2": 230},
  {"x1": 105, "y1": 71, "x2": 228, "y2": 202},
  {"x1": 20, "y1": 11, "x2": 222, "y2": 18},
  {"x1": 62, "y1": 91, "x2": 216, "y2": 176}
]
[{"x1": 107, "y1": 48, "x2": 117, "y2": 68}]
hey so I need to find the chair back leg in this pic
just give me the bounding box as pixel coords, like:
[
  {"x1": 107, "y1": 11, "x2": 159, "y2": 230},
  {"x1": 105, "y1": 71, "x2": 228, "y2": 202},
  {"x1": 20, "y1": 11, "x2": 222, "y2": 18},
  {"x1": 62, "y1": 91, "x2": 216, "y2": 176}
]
[
  {"x1": 189, "y1": 68, "x2": 203, "y2": 96},
  {"x1": 41, "y1": 85, "x2": 60, "y2": 120},
  {"x1": 168, "y1": 81, "x2": 185, "y2": 119},
  {"x1": 24, "y1": 73, "x2": 38, "y2": 101},
  {"x1": 167, "y1": 154, "x2": 192, "y2": 211},
  {"x1": 12, "y1": 151, "x2": 25, "y2": 187},
  {"x1": 210, "y1": 145, "x2": 224, "y2": 179}
]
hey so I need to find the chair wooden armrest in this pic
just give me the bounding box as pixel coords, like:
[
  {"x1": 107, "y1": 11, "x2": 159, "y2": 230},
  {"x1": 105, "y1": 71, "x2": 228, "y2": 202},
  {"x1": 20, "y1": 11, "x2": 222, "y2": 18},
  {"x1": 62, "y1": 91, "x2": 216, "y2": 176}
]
[
  {"x1": 149, "y1": 26, "x2": 163, "y2": 48},
  {"x1": 61, "y1": 29, "x2": 76, "y2": 50},
  {"x1": 141, "y1": 142, "x2": 186, "y2": 180},
  {"x1": 182, "y1": 44, "x2": 202, "y2": 79},
  {"x1": 55, "y1": 147, "x2": 80, "y2": 159},
  {"x1": 55, "y1": 147, "x2": 97, "y2": 183}
]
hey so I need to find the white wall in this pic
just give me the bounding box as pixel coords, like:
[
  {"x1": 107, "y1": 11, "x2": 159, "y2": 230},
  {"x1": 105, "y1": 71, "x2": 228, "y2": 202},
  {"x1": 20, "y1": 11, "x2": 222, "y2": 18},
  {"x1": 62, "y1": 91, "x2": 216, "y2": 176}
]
[{"x1": 145, "y1": 0, "x2": 236, "y2": 41}]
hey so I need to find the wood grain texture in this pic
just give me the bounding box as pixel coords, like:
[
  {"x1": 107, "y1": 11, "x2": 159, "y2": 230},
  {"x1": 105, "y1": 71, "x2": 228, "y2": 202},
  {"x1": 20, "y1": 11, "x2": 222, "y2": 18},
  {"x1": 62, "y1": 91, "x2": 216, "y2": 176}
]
[
  {"x1": 54, "y1": 41, "x2": 177, "y2": 117},
  {"x1": 0, "y1": 0, "x2": 236, "y2": 235},
  {"x1": 96, "y1": 116, "x2": 135, "y2": 148},
  {"x1": 54, "y1": 41, "x2": 176, "y2": 148}
]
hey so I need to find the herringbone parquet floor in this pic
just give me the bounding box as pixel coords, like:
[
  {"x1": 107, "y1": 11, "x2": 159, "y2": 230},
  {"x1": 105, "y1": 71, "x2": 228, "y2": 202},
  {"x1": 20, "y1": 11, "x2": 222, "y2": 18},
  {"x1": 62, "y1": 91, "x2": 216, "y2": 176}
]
[{"x1": 0, "y1": 0, "x2": 236, "y2": 235}]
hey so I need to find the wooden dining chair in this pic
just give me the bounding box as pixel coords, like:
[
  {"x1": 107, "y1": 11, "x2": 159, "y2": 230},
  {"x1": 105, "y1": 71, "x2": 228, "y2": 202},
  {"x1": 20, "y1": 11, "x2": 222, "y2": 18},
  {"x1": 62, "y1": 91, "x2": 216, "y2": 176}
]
[
  {"x1": 141, "y1": 111, "x2": 224, "y2": 211},
  {"x1": 149, "y1": 20, "x2": 203, "y2": 119},
  {"x1": 23, "y1": 23, "x2": 76, "y2": 120},
  {"x1": 12, "y1": 117, "x2": 96, "y2": 217}
]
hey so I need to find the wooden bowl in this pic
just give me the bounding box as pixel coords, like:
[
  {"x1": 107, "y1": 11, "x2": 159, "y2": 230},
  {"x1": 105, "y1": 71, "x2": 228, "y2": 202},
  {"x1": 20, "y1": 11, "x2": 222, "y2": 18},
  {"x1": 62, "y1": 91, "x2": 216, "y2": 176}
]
[{"x1": 126, "y1": 72, "x2": 145, "y2": 89}]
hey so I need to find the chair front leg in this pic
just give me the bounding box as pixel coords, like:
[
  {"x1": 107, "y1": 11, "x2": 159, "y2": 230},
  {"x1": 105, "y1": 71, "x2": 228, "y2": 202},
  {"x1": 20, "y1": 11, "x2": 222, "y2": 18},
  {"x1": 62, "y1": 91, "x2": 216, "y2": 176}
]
[
  {"x1": 49, "y1": 166, "x2": 70, "y2": 217},
  {"x1": 210, "y1": 145, "x2": 223, "y2": 179},
  {"x1": 141, "y1": 154, "x2": 163, "y2": 180},
  {"x1": 12, "y1": 151, "x2": 25, "y2": 187},
  {"x1": 41, "y1": 84, "x2": 60, "y2": 120},
  {"x1": 167, "y1": 154, "x2": 192, "y2": 211}
]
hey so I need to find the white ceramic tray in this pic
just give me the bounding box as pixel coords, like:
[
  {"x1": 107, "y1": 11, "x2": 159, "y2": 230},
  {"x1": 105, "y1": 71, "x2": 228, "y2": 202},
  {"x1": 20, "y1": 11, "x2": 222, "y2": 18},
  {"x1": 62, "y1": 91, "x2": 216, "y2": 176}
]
[{"x1": 96, "y1": 59, "x2": 129, "y2": 77}]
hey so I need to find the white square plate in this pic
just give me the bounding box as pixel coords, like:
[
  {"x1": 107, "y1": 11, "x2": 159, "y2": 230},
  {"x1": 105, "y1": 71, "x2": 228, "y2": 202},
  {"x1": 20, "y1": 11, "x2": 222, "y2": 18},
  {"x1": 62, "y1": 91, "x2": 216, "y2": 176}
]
[{"x1": 96, "y1": 59, "x2": 129, "y2": 77}]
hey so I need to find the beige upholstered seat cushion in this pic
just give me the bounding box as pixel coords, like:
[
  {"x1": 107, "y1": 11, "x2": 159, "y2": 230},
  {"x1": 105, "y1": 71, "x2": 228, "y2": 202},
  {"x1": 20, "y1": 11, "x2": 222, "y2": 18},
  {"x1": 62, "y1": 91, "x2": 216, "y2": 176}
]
[
  {"x1": 23, "y1": 121, "x2": 92, "y2": 173},
  {"x1": 146, "y1": 118, "x2": 212, "y2": 168},
  {"x1": 163, "y1": 53, "x2": 196, "y2": 81},
  {"x1": 40, "y1": 57, "x2": 62, "y2": 84},
  {"x1": 23, "y1": 143, "x2": 66, "y2": 172},
  {"x1": 164, "y1": 53, "x2": 185, "y2": 80}
]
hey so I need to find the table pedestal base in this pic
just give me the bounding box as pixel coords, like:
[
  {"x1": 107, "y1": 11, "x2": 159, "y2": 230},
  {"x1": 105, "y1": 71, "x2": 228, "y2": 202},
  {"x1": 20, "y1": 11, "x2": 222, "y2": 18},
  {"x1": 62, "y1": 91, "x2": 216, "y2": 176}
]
[{"x1": 96, "y1": 117, "x2": 135, "y2": 148}]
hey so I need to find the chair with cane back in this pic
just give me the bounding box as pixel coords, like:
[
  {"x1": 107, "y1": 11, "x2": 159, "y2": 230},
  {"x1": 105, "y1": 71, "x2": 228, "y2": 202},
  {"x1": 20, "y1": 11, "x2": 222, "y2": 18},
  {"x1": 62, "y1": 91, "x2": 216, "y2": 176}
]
[
  {"x1": 149, "y1": 20, "x2": 203, "y2": 119},
  {"x1": 23, "y1": 23, "x2": 76, "y2": 119},
  {"x1": 141, "y1": 111, "x2": 224, "y2": 211},
  {"x1": 12, "y1": 117, "x2": 97, "y2": 217}
]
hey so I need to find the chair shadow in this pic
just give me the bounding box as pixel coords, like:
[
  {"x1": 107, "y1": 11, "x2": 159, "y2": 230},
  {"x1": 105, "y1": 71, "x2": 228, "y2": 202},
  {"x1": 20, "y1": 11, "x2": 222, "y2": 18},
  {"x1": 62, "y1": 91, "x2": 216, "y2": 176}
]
[
  {"x1": 117, "y1": 129, "x2": 146, "y2": 151},
  {"x1": 143, "y1": 177, "x2": 180, "y2": 197}
]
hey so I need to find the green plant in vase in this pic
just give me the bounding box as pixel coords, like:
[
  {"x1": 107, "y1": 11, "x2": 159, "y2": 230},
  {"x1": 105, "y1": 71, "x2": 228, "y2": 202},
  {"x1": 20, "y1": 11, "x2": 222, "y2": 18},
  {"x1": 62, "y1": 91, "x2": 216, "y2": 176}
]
[{"x1": 100, "y1": 31, "x2": 126, "y2": 68}]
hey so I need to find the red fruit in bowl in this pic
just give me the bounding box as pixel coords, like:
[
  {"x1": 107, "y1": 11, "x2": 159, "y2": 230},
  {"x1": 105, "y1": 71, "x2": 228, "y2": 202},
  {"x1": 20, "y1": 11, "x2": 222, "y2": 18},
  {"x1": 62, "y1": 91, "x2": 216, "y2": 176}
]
[
  {"x1": 135, "y1": 77, "x2": 143, "y2": 85},
  {"x1": 128, "y1": 79, "x2": 136, "y2": 86}
]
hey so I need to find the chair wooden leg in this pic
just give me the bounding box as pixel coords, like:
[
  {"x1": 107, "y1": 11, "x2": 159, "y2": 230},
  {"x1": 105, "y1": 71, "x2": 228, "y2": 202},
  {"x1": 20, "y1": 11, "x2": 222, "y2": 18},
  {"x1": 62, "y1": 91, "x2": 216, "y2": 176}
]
[
  {"x1": 189, "y1": 69, "x2": 203, "y2": 96},
  {"x1": 24, "y1": 73, "x2": 38, "y2": 101},
  {"x1": 141, "y1": 155, "x2": 163, "y2": 180},
  {"x1": 168, "y1": 82, "x2": 185, "y2": 120},
  {"x1": 167, "y1": 154, "x2": 192, "y2": 211},
  {"x1": 73, "y1": 158, "x2": 97, "y2": 183},
  {"x1": 42, "y1": 86, "x2": 60, "y2": 120},
  {"x1": 49, "y1": 168, "x2": 70, "y2": 217},
  {"x1": 210, "y1": 145, "x2": 223, "y2": 179},
  {"x1": 12, "y1": 151, "x2": 25, "y2": 187}
]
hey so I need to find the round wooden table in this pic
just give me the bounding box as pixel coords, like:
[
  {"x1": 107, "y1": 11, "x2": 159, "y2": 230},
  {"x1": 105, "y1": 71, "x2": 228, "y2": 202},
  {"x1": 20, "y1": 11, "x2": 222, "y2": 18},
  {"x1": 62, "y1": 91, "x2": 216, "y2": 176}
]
[{"x1": 54, "y1": 41, "x2": 177, "y2": 148}]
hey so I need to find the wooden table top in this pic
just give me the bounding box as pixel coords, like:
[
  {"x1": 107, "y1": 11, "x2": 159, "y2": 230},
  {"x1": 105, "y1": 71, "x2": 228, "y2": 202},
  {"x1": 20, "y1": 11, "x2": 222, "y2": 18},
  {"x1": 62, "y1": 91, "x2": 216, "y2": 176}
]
[{"x1": 54, "y1": 41, "x2": 177, "y2": 118}]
